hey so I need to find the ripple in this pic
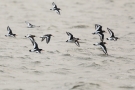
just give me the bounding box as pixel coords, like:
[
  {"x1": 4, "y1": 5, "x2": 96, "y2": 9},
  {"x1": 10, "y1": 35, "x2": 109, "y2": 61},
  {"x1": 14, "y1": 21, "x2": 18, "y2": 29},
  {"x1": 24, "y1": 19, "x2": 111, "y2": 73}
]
[
  {"x1": 71, "y1": 82, "x2": 100, "y2": 90},
  {"x1": 119, "y1": 85, "x2": 135, "y2": 89},
  {"x1": 62, "y1": 54, "x2": 71, "y2": 56},
  {"x1": 70, "y1": 25, "x2": 89, "y2": 29}
]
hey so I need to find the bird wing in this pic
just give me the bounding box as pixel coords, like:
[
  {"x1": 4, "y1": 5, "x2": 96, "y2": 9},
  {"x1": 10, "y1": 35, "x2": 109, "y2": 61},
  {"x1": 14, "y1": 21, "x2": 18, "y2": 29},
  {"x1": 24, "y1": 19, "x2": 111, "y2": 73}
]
[
  {"x1": 40, "y1": 37, "x2": 46, "y2": 42},
  {"x1": 34, "y1": 41, "x2": 39, "y2": 49},
  {"x1": 52, "y1": 2, "x2": 57, "y2": 8},
  {"x1": 29, "y1": 37, "x2": 35, "y2": 46},
  {"x1": 95, "y1": 24, "x2": 99, "y2": 30},
  {"x1": 25, "y1": 21, "x2": 30, "y2": 25},
  {"x1": 95, "y1": 24, "x2": 102, "y2": 31},
  {"x1": 75, "y1": 40, "x2": 80, "y2": 47},
  {"x1": 55, "y1": 10, "x2": 60, "y2": 15},
  {"x1": 7, "y1": 26, "x2": 13, "y2": 34},
  {"x1": 107, "y1": 28, "x2": 114, "y2": 37},
  {"x1": 66, "y1": 32, "x2": 73, "y2": 40},
  {"x1": 100, "y1": 44, "x2": 108, "y2": 55},
  {"x1": 46, "y1": 36, "x2": 51, "y2": 44},
  {"x1": 98, "y1": 33, "x2": 104, "y2": 42},
  {"x1": 25, "y1": 21, "x2": 33, "y2": 27}
]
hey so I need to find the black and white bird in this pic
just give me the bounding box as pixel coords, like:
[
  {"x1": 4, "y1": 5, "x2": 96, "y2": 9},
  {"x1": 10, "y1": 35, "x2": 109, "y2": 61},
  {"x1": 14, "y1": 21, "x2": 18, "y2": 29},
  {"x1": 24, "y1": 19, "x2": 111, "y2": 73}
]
[
  {"x1": 92, "y1": 24, "x2": 105, "y2": 34},
  {"x1": 66, "y1": 32, "x2": 80, "y2": 47},
  {"x1": 50, "y1": 2, "x2": 61, "y2": 15},
  {"x1": 25, "y1": 21, "x2": 40, "y2": 28},
  {"x1": 106, "y1": 28, "x2": 119, "y2": 41},
  {"x1": 29, "y1": 41, "x2": 43, "y2": 53},
  {"x1": 93, "y1": 42, "x2": 108, "y2": 55},
  {"x1": 40, "y1": 34, "x2": 53, "y2": 44},
  {"x1": 5, "y1": 26, "x2": 17, "y2": 37},
  {"x1": 25, "y1": 34, "x2": 36, "y2": 45}
]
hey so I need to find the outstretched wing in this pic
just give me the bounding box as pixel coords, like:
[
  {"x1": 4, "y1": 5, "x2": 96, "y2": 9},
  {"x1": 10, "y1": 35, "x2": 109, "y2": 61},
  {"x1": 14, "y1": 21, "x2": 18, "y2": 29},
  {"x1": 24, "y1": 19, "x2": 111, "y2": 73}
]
[
  {"x1": 95, "y1": 24, "x2": 99, "y2": 30},
  {"x1": 55, "y1": 10, "x2": 60, "y2": 15},
  {"x1": 98, "y1": 33, "x2": 104, "y2": 42},
  {"x1": 107, "y1": 28, "x2": 114, "y2": 37},
  {"x1": 25, "y1": 21, "x2": 34, "y2": 28},
  {"x1": 52, "y1": 2, "x2": 57, "y2": 8},
  {"x1": 100, "y1": 44, "x2": 108, "y2": 55},
  {"x1": 95, "y1": 24, "x2": 102, "y2": 31},
  {"x1": 46, "y1": 36, "x2": 51, "y2": 44},
  {"x1": 34, "y1": 41, "x2": 39, "y2": 49},
  {"x1": 29, "y1": 37, "x2": 35, "y2": 46},
  {"x1": 25, "y1": 21, "x2": 31, "y2": 25},
  {"x1": 7, "y1": 26, "x2": 13, "y2": 34},
  {"x1": 75, "y1": 40, "x2": 80, "y2": 47},
  {"x1": 66, "y1": 32, "x2": 73, "y2": 40},
  {"x1": 40, "y1": 37, "x2": 46, "y2": 42}
]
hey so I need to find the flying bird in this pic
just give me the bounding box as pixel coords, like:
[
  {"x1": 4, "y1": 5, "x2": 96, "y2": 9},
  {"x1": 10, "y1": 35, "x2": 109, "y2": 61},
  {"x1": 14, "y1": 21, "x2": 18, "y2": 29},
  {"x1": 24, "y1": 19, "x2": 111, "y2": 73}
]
[
  {"x1": 92, "y1": 24, "x2": 105, "y2": 34},
  {"x1": 40, "y1": 34, "x2": 53, "y2": 44},
  {"x1": 50, "y1": 2, "x2": 61, "y2": 15},
  {"x1": 93, "y1": 42, "x2": 108, "y2": 55},
  {"x1": 5, "y1": 26, "x2": 17, "y2": 37},
  {"x1": 25, "y1": 21, "x2": 40, "y2": 28},
  {"x1": 66, "y1": 32, "x2": 80, "y2": 47},
  {"x1": 106, "y1": 28, "x2": 119, "y2": 41},
  {"x1": 29, "y1": 41, "x2": 43, "y2": 53}
]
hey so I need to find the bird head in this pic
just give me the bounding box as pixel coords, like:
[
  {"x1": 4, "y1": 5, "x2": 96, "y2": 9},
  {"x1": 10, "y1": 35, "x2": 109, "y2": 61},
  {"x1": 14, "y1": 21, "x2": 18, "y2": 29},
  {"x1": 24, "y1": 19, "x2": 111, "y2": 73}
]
[
  {"x1": 76, "y1": 38, "x2": 80, "y2": 40},
  {"x1": 103, "y1": 42, "x2": 107, "y2": 44},
  {"x1": 14, "y1": 34, "x2": 17, "y2": 37},
  {"x1": 50, "y1": 34, "x2": 54, "y2": 37},
  {"x1": 58, "y1": 8, "x2": 61, "y2": 10},
  {"x1": 103, "y1": 30, "x2": 106, "y2": 33},
  {"x1": 39, "y1": 49, "x2": 43, "y2": 51}
]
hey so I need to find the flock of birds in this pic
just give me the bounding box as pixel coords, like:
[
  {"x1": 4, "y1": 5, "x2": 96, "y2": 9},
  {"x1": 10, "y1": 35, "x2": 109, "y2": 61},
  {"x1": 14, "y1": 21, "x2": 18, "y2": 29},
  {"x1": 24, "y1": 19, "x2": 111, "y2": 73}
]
[
  {"x1": 4, "y1": 2, "x2": 119, "y2": 55},
  {"x1": 93, "y1": 24, "x2": 119, "y2": 55}
]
